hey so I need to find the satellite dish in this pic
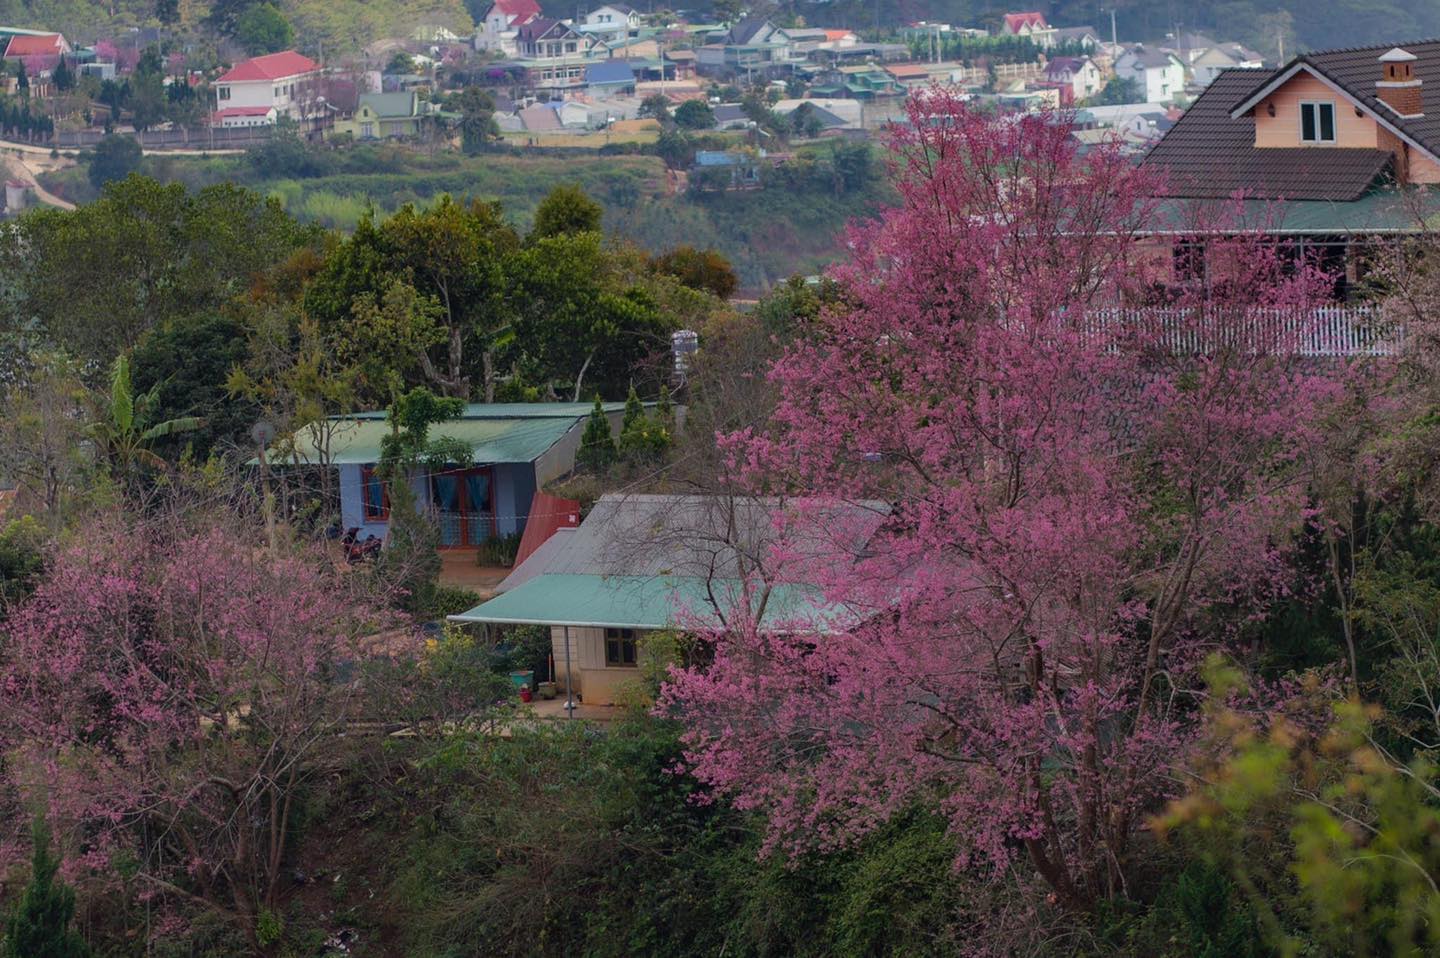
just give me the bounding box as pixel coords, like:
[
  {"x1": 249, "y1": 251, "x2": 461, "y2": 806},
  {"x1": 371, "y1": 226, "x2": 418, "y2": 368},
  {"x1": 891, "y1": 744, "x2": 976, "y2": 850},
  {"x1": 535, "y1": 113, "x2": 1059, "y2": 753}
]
[{"x1": 250, "y1": 420, "x2": 277, "y2": 446}]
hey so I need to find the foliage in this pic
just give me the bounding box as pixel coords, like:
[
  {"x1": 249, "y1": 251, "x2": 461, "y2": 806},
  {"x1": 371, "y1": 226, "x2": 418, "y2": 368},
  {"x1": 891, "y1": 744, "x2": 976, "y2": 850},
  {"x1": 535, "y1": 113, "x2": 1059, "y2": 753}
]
[
  {"x1": 234, "y1": 2, "x2": 294, "y2": 55},
  {"x1": 88, "y1": 354, "x2": 204, "y2": 481},
  {"x1": 1088, "y1": 75, "x2": 1140, "y2": 106},
  {"x1": 1, "y1": 815, "x2": 89, "y2": 958},
  {"x1": 86, "y1": 134, "x2": 142, "y2": 190},
  {"x1": 618, "y1": 384, "x2": 671, "y2": 462},
  {"x1": 0, "y1": 517, "x2": 47, "y2": 611},
  {"x1": 576, "y1": 397, "x2": 616, "y2": 473},
  {"x1": 637, "y1": 93, "x2": 672, "y2": 124},
  {"x1": 662, "y1": 92, "x2": 1343, "y2": 908},
  {"x1": 1163, "y1": 663, "x2": 1440, "y2": 957},
  {"x1": 651, "y1": 245, "x2": 738, "y2": 300},
  {"x1": 0, "y1": 176, "x2": 315, "y2": 366},
  {"x1": 130, "y1": 314, "x2": 258, "y2": 461},
  {"x1": 674, "y1": 98, "x2": 715, "y2": 131},
  {"x1": 529, "y1": 183, "x2": 604, "y2": 240},
  {"x1": 0, "y1": 352, "x2": 90, "y2": 526},
  {"x1": 0, "y1": 511, "x2": 397, "y2": 951}
]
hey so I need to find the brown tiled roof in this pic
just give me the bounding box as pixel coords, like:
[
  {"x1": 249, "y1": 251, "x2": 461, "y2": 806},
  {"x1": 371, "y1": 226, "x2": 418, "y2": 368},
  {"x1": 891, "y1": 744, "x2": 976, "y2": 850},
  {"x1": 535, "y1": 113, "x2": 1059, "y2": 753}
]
[
  {"x1": 1142, "y1": 68, "x2": 1393, "y2": 200},
  {"x1": 1251, "y1": 40, "x2": 1440, "y2": 159}
]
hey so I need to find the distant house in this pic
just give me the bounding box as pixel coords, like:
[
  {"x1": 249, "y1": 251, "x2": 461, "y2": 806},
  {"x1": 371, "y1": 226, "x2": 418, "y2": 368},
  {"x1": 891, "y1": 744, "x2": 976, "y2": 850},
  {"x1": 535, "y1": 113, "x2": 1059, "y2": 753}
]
[
  {"x1": 1113, "y1": 44, "x2": 1186, "y2": 103},
  {"x1": 280, "y1": 403, "x2": 635, "y2": 549},
  {"x1": 1000, "y1": 11, "x2": 1055, "y2": 47},
  {"x1": 333, "y1": 91, "x2": 429, "y2": 140},
  {"x1": 585, "y1": 58, "x2": 636, "y2": 95},
  {"x1": 212, "y1": 50, "x2": 324, "y2": 129},
  {"x1": 712, "y1": 103, "x2": 750, "y2": 129},
  {"x1": 1045, "y1": 55, "x2": 1103, "y2": 102},
  {"x1": 3, "y1": 32, "x2": 69, "y2": 59},
  {"x1": 696, "y1": 18, "x2": 794, "y2": 77},
  {"x1": 821, "y1": 29, "x2": 860, "y2": 50},
  {"x1": 1190, "y1": 42, "x2": 1265, "y2": 86},
  {"x1": 449, "y1": 494, "x2": 886, "y2": 705},
  {"x1": 474, "y1": 0, "x2": 542, "y2": 56},
  {"x1": 1053, "y1": 25, "x2": 1103, "y2": 51},
  {"x1": 516, "y1": 18, "x2": 607, "y2": 60},
  {"x1": 580, "y1": 3, "x2": 640, "y2": 43},
  {"x1": 692, "y1": 149, "x2": 762, "y2": 188}
]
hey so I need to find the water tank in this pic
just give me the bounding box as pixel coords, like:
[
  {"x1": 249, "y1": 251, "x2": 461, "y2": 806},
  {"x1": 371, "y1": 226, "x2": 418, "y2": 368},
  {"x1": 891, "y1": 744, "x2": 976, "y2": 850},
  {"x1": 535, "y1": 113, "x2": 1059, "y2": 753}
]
[{"x1": 4, "y1": 180, "x2": 26, "y2": 213}]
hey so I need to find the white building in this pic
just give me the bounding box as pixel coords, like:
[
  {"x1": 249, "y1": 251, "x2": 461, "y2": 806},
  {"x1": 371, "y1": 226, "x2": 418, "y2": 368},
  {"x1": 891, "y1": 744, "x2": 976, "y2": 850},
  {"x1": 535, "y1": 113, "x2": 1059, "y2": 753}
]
[
  {"x1": 580, "y1": 3, "x2": 640, "y2": 43},
  {"x1": 1113, "y1": 45, "x2": 1186, "y2": 103},
  {"x1": 1044, "y1": 55, "x2": 1103, "y2": 101},
  {"x1": 212, "y1": 50, "x2": 323, "y2": 128},
  {"x1": 473, "y1": 0, "x2": 543, "y2": 56},
  {"x1": 1189, "y1": 42, "x2": 1265, "y2": 86}
]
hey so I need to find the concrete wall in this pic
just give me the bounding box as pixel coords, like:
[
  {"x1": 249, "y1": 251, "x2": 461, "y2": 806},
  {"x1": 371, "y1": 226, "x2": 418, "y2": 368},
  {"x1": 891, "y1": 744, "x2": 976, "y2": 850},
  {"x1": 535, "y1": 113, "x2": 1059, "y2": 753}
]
[{"x1": 493, "y1": 462, "x2": 536, "y2": 536}]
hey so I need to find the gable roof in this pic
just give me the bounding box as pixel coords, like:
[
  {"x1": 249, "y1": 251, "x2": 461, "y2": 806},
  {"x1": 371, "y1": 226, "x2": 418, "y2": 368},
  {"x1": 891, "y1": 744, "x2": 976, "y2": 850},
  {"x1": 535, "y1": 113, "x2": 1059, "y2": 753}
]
[
  {"x1": 489, "y1": 0, "x2": 542, "y2": 18},
  {"x1": 518, "y1": 103, "x2": 563, "y2": 130},
  {"x1": 217, "y1": 50, "x2": 319, "y2": 83},
  {"x1": 1143, "y1": 67, "x2": 1394, "y2": 201},
  {"x1": 1228, "y1": 40, "x2": 1440, "y2": 165},
  {"x1": 727, "y1": 17, "x2": 776, "y2": 45},
  {"x1": 1120, "y1": 45, "x2": 1181, "y2": 70},
  {"x1": 586, "y1": 58, "x2": 635, "y2": 84},
  {"x1": 3, "y1": 34, "x2": 64, "y2": 57},
  {"x1": 358, "y1": 91, "x2": 418, "y2": 117},
  {"x1": 1054, "y1": 25, "x2": 1100, "y2": 42},
  {"x1": 1003, "y1": 11, "x2": 1048, "y2": 33}
]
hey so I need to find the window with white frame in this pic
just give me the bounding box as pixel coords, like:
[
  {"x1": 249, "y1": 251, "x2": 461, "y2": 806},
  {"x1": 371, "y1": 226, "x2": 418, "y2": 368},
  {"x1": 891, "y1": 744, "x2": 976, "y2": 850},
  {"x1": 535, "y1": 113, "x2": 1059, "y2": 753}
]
[{"x1": 1300, "y1": 101, "x2": 1336, "y2": 143}]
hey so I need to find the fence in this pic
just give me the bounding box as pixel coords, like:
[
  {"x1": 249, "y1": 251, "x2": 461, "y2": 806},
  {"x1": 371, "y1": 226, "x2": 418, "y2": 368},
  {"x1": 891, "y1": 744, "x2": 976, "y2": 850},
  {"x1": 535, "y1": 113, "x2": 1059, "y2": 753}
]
[
  {"x1": 38, "y1": 125, "x2": 278, "y2": 151},
  {"x1": 1081, "y1": 305, "x2": 1399, "y2": 357}
]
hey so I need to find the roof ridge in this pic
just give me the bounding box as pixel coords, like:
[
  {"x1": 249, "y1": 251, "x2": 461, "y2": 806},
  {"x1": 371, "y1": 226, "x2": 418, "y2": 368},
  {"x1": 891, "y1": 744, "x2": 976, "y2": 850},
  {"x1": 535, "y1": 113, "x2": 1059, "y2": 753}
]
[{"x1": 1296, "y1": 37, "x2": 1440, "y2": 59}]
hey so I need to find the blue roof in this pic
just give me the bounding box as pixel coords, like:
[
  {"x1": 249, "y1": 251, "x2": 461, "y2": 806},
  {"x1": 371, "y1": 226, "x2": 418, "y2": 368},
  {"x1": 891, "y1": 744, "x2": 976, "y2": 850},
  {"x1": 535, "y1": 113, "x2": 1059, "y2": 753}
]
[
  {"x1": 585, "y1": 60, "x2": 635, "y2": 84},
  {"x1": 695, "y1": 150, "x2": 740, "y2": 166}
]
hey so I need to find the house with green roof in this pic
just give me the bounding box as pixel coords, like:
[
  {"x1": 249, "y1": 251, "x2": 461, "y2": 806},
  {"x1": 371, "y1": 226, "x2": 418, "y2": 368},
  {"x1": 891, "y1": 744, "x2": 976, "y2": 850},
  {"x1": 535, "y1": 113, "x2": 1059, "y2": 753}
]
[
  {"x1": 280, "y1": 403, "x2": 631, "y2": 548},
  {"x1": 332, "y1": 92, "x2": 431, "y2": 140},
  {"x1": 449, "y1": 493, "x2": 888, "y2": 705}
]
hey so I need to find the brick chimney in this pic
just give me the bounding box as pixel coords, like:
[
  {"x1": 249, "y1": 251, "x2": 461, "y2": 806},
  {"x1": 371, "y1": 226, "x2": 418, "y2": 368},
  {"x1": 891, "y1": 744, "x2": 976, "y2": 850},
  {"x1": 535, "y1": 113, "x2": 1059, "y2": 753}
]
[{"x1": 1378, "y1": 47, "x2": 1424, "y2": 118}]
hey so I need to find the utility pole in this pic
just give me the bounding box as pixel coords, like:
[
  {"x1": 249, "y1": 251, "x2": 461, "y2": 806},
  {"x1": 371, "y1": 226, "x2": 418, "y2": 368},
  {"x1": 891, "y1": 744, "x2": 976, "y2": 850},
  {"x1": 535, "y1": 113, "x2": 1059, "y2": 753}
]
[{"x1": 1110, "y1": 8, "x2": 1118, "y2": 49}]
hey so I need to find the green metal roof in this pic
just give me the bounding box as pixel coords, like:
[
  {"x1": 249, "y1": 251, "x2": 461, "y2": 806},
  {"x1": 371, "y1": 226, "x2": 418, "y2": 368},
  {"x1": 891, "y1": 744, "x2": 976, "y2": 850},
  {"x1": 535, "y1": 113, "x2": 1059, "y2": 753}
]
[
  {"x1": 1148, "y1": 190, "x2": 1432, "y2": 235},
  {"x1": 447, "y1": 573, "x2": 853, "y2": 633},
  {"x1": 278, "y1": 413, "x2": 564, "y2": 466},
  {"x1": 270, "y1": 402, "x2": 629, "y2": 466}
]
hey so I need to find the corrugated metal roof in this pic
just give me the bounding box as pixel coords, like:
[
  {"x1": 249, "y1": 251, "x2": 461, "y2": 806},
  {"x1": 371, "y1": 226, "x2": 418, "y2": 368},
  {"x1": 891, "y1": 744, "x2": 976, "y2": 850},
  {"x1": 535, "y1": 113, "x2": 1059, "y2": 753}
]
[
  {"x1": 496, "y1": 493, "x2": 890, "y2": 583},
  {"x1": 448, "y1": 572, "x2": 850, "y2": 631},
  {"x1": 277, "y1": 414, "x2": 578, "y2": 466}
]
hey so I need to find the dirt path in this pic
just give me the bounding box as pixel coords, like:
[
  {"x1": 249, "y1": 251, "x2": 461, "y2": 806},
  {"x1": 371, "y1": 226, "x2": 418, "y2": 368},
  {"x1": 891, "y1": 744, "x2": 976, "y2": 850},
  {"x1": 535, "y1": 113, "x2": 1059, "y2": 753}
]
[{"x1": 3, "y1": 149, "x2": 74, "y2": 210}]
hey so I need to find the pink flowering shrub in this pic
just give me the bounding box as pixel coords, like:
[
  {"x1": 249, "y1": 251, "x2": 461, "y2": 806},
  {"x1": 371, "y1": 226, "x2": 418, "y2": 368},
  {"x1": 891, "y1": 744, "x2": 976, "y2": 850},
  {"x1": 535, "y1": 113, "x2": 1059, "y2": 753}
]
[
  {"x1": 0, "y1": 516, "x2": 397, "y2": 946},
  {"x1": 661, "y1": 92, "x2": 1349, "y2": 907}
]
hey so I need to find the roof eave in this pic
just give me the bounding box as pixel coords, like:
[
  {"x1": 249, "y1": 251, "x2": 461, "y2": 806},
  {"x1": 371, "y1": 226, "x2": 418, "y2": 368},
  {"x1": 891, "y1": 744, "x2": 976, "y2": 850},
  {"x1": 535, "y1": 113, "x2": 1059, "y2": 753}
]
[{"x1": 1228, "y1": 60, "x2": 1440, "y2": 170}]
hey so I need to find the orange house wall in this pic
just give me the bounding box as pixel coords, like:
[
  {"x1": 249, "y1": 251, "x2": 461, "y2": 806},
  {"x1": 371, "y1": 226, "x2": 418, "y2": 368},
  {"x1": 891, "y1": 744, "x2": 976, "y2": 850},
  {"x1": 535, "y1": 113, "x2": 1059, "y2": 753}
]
[{"x1": 1253, "y1": 73, "x2": 1380, "y2": 148}]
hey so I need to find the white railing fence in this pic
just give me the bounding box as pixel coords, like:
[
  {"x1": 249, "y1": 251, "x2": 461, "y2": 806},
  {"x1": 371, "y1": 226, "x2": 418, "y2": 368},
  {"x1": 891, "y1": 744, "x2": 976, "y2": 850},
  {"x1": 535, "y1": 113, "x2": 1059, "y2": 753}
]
[{"x1": 1079, "y1": 305, "x2": 1400, "y2": 357}]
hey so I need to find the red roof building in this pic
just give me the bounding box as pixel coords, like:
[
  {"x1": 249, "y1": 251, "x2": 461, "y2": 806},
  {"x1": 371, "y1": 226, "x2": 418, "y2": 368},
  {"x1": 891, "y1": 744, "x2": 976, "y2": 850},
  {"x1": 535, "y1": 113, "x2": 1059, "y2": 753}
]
[
  {"x1": 1001, "y1": 11, "x2": 1048, "y2": 36},
  {"x1": 212, "y1": 50, "x2": 323, "y2": 129},
  {"x1": 215, "y1": 50, "x2": 319, "y2": 84},
  {"x1": 3, "y1": 33, "x2": 70, "y2": 58}
]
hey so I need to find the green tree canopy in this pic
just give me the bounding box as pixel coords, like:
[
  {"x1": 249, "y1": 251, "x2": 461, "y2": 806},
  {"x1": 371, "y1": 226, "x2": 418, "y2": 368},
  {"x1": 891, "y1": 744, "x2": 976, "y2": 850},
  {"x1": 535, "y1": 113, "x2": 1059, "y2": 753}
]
[
  {"x1": 86, "y1": 133, "x2": 142, "y2": 190},
  {"x1": 529, "y1": 184, "x2": 603, "y2": 240},
  {"x1": 673, "y1": 98, "x2": 714, "y2": 131},
  {"x1": 235, "y1": 3, "x2": 295, "y2": 55},
  {"x1": 2, "y1": 815, "x2": 90, "y2": 958}
]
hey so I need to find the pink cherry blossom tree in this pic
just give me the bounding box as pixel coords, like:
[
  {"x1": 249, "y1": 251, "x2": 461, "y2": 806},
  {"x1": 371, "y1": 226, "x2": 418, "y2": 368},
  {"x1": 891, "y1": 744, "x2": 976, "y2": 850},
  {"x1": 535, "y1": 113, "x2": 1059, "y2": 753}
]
[
  {"x1": 661, "y1": 92, "x2": 1348, "y2": 907},
  {"x1": 0, "y1": 513, "x2": 401, "y2": 949}
]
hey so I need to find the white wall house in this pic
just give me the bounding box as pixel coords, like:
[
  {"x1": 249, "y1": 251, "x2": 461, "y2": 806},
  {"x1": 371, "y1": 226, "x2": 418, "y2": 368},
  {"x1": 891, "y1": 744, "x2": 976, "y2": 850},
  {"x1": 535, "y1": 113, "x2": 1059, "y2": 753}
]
[
  {"x1": 212, "y1": 50, "x2": 322, "y2": 128},
  {"x1": 579, "y1": 3, "x2": 640, "y2": 43},
  {"x1": 1045, "y1": 55, "x2": 1103, "y2": 101},
  {"x1": 474, "y1": 0, "x2": 542, "y2": 56},
  {"x1": 1113, "y1": 45, "x2": 1186, "y2": 103}
]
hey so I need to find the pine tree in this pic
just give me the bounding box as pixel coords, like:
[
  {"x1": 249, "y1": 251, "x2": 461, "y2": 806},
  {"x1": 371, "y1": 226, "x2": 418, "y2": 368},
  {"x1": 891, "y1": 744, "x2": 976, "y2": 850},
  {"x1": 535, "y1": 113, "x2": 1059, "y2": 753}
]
[
  {"x1": 52, "y1": 57, "x2": 73, "y2": 93},
  {"x1": 655, "y1": 383, "x2": 674, "y2": 428},
  {"x1": 576, "y1": 398, "x2": 616, "y2": 473},
  {"x1": 2, "y1": 815, "x2": 90, "y2": 958},
  {"x1": 620, "y1": 385, "x2": 644, "y2": 435}
]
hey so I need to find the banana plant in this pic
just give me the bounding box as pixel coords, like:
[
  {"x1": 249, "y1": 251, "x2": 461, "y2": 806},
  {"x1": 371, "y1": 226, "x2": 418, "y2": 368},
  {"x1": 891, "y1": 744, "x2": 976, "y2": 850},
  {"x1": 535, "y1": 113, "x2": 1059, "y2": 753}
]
[{"x1": 89, "y1": 355, "x2": 204, "y2": 476}]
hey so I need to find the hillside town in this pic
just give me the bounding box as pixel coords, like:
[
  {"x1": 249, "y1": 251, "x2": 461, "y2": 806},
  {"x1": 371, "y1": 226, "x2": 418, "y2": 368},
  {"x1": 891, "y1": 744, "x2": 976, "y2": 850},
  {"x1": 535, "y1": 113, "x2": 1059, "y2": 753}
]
[
  {"x1": 6, "y1": 0, "x2": 1440, "y2": 954},
  {"x1": 0, "y1": 7, "x2": 1271, "y2": 213}
]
